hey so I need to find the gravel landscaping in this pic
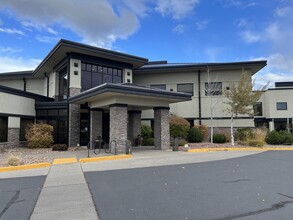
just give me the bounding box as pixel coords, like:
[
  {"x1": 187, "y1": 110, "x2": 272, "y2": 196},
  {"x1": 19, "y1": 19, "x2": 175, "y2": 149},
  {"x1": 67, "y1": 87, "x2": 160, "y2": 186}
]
[{"x1": 0, "y1": 147, "x2": 86, "y2": 167}]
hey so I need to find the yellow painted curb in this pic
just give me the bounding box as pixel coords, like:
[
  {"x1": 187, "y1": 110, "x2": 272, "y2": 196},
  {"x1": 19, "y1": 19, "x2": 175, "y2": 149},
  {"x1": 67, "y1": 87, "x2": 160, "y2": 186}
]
[
  {"x1": 53, "y1": 158, "x2": 77, "y2": 164},
  {"x1": 80, "y1": 154, "x2": 133, "y2": 163},
  {"x1": 0, "y1": 162, "x2": 51, "y2": 172},
  {"x1": 187, "y1": 147, "x2": 293, "y2": 153}
]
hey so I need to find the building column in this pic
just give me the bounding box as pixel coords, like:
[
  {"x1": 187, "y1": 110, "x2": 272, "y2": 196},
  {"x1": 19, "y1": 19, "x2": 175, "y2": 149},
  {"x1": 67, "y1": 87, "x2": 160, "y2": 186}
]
[
  {"x1": 90, "y1": 109, "x2": 103, "y2": 142},
  {"x1": 7, "y1": 117, "x2": 20, "y2": 147},
  {"x1": 128, "y1": 111, "x2": 142, "y2": 145},
  {"x1": 154, "y1": 107, "x2": 170, "y2": 150},
  {"x1": 110, "y1": 104, "x2": 128, "y2": 154},
  {"x1": 269, "y1": 119, "x2": 274, "y2": 132},
  {"x1": 68, "y1": 88, "x2": 81, "y2": 147}
]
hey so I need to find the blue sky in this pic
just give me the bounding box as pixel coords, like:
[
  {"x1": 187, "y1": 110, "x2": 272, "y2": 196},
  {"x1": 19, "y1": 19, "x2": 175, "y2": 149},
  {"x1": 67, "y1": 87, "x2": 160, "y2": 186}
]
[{"x1": 0, "y1": 0, "x2": 292, "y2": 87}]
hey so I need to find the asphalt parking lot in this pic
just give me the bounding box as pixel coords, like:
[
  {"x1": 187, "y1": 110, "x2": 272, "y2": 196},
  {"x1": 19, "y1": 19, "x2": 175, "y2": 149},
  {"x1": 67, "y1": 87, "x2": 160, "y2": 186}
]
[
  {"x1": 84, "y1": 151, "x2": 293, "y2": 220},
  {"x1": 0, "y1": 175, "x2": 46, "y2": 220}
]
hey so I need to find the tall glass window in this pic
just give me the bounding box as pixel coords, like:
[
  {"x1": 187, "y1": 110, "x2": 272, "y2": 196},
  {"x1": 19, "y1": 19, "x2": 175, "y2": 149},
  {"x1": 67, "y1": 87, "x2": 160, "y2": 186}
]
[
  {"x1": 81, "y1": 62, "x2": 123, "y2": 92},
  {"x1": 0, "y1": 116, "x2": 8, "y2": 142},
  {"x1": 59, "y1": 67, "x2": 68, "y2": 100}
]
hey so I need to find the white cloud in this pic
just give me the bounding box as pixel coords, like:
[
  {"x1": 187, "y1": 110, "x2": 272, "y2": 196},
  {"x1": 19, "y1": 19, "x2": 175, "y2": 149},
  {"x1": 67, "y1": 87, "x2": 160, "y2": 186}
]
[
  {"x1": 0, "y1": 47, "x2": 23, "y2": 54},
  {"x1": 36, "y1": 35, "x2": 60, "y2": 43},
  {"x1": 0, "y1": 0, "x2": 140, "y2": 48},
  {"x1": 222, "y1": 0, "x2": 258, "y2": 9},
  {"x1": 122, "y1": 0, "x2": 151, "y2": 17},
  {"x1": 172, "y1": 24, "x2": 185, "y2": 34},
  {"x1": 204, "y1": 47, "x2": 225, "y2": 62},
  {"x1": 0, "y1": 27, "x2": 24, "y2": 35},
  {"x1": 21, "y1": 21, "x2": 58, "y2": 35},
  {"x1": 275, "y1": 6, "x2": 292, "y2": 17},
  {"x1": 0, "y1": 56, "x2": 40, "y2": 72},
  {"x1": 195, "y1": 20, "x2": 208, "y2": 30},
  {"x1": 240, "y1": 30, "x2": 260, "y2": 43},
  {"x1": 155, "y1": 0, "x2": 199, "y2": 19}
]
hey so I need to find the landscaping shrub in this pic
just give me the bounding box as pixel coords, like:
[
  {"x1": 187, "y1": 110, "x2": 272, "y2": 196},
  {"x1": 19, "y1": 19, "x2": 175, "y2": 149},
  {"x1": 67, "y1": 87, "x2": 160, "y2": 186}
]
[
  {"x1": 236, "y1": 127, "x2": 267, "y2": 142},
  {"x1": 265, "y1": 130, "x2": 293, "y2": 145},
  {"x1": 248, "y1": 140, "x2": 265, "y2": 147},
  {"x1": 141, "y1": 124, "x2": 153, "y2": 139},
  {"x1": 25, "y1": 123, "x2": 54, "y2": 149},
  {"x1": 142, "y1": 137, "x2": 154, "y2": 146},
  {"x1": 52, "y1": 144, "x2": 68, "y2": 151},
  {"x1": 169, "y1": 115, "x2": 190, "y2": 138},
  {"x1": 194, "y1": 124, "x2": 208, "y2": 140},
  {"x1": 213, "y1": 133, "x2": 227, "y2": 143},
  {"x1": 6, "y1": 155, "x2": 22, "y2": 166},
  {"x1": 178, "y1": 139, "x2": 188, "y2": 146},
  {"x1": 187, "y1": 127, "x2": 203, "y2": 143}
]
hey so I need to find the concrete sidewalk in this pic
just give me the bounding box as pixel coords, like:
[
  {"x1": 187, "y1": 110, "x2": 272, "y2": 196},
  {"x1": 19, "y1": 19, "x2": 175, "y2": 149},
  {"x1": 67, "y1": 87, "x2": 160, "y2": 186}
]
[{"x1": 30, "y1": 162, "x2": 98, "y2": 220}]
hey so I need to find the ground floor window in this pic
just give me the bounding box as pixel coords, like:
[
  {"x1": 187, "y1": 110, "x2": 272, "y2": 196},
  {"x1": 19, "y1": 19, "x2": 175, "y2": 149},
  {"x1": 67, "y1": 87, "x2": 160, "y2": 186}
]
[
  {"x1": 0, "y1": 116, "x2": 8, "y2": 142},
  {"x1": 20, "y1": 118, "x2": 34, "y2": 141},
  {"x1": 36, "y1": 108, "x2": 68, "y2": 144}
]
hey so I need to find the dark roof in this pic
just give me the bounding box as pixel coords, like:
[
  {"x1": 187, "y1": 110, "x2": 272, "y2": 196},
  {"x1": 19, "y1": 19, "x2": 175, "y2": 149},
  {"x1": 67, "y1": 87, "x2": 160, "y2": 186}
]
[
  {"x1": 135, "y1": 60, "x2": 267, "y2": 75},
  {"x1": 275, "y1": 81, "x2": 293, "y2": 88},
  {"x1": 0, "y1": 70, "x2": 34, "y2": 79},
  {"x1": 69, "y1": 83, "x2": 191, "y2": 103},
  {"x1": 0, "y1": 85, "x2": 54, "y2": 102}
]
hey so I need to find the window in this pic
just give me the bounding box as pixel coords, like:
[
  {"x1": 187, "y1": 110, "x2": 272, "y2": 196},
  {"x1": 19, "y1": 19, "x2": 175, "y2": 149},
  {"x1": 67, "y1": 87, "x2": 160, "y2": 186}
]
[
  {"x1": 81, "y1": 62, "x2": 123, "y2": 92},
  {"x1": 205, "y1": 82, "x2": 222, "y2": 96},
  {"x1": 0, "y1": 116, "x2": 8, "y2": 142},
  {"x1": 20, "y1": 118, "x2": 34, "y2": 141},
  {"x1": 253, "y1": 102, "x2": 263, "y2": 116},
  {"x1": 150, "y1": 84, "x2": 166, "y2": 90},
  {"x1": 276, "y1": 102, "x2": 287, "y2": 110},
  {"x1": 177, "y1": 83, "x2": 194, "y2": 95},
  {"x1": 58, "y1": 67, "x2": 68, "y2": 100}
]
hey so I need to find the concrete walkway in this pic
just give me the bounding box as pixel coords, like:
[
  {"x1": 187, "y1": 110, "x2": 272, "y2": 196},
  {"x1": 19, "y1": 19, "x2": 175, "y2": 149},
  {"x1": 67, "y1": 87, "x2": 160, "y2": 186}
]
[{"x1": 30, "y1": 162, "x2": 98, "y2": 220}]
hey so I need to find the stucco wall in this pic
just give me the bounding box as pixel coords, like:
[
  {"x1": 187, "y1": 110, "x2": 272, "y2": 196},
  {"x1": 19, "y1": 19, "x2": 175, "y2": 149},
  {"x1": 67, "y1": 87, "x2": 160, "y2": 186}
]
[
  {"x1": 0, "y1": 92, "x2": 35, "y2": 116},
  {"x1": 70, "y1": 59, "x2": 81, "y2": 89}
]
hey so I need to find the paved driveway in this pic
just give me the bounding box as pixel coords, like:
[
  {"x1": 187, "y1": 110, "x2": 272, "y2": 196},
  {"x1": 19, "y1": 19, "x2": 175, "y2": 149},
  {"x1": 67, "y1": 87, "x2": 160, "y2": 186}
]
[{"x1": 84, "y1": 151, "x2": 293, "y2": 220}]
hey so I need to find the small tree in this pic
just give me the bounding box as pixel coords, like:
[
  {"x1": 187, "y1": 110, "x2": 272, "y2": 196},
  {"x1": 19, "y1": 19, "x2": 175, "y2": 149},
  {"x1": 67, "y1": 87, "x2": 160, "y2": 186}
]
[
  {"x1": 224, "y1": 72, "x2": 267, "y2": 146},
  {"x1": 169, "y1": 115, "x2": 190, "y2": 138}
]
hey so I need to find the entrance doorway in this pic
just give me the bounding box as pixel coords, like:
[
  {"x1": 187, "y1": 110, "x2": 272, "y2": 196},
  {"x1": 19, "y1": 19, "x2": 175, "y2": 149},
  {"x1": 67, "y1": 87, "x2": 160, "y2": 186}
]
[
  {"x1": 80, "y1": 105, "x2": 90, "y2": 146},
  {"x1": 102, "y1": 112, "x2": 110, "y2": 144}
]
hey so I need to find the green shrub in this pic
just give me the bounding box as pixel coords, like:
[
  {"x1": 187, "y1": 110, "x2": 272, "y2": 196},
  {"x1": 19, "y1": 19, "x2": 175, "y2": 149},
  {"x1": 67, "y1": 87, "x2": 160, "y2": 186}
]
[
  {"x1": 187, "y1": 127, "x2": 203, "y2": 143},
  {"x1": 194, "y1": 124, "x2": 208, "y2": 140},
  {"x1": 25, "y1": 123, "x2": 54, "y2": 149},
  {"x1": 169, "y1": 115, "x2": 190, "y2": 138},
  {"x1": 265, "y1": 130, "x2": 293, "y2": 145},
  {"x1": 178, "y1": 139, "x2": 188, "y2": 146},
  {"x1": 141, "y1": 124, "x2": 153, "y2": 139},
  {"x1": 236, "y1": 127, "x2": 267, "y2": 142},
  {"x1": 52, "y1": 144, "x2": 68, "y2": 151},
  {"x1": 248, "y1": 140, "x2": 265, "y2": 147},
  {"x1": 213, "y1": 133, "x2": 227, "y2": 143},
  {"x1": 142, "y1": 137, "x2": 154, "y2": 146}
]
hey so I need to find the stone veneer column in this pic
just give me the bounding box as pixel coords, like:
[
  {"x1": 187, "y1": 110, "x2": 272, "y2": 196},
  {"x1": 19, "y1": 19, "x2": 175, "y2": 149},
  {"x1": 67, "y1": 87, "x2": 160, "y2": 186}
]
[
  {"x1": 90, "y1": 109, "x2": 103, "y2": 142},
  {"x1": 128, "y1": 111, "x2": 142, "y2": 145},
  {"x1": 154, "y1": 107, "x2": 170, "y2": 150},
  {"x1": 110, "y1": 104, "x2": 128, "y2": 154},
  {"x1": 68, "y1": 88, "x2": 81, "y2": 147},
  {"x1": 7, "y1": 128, "x2": 20, "y2": 147}
]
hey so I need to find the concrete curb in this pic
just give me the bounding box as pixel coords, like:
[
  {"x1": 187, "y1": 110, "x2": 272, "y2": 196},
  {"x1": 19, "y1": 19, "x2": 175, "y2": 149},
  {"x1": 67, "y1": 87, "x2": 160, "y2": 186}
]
[
  {"x1": 80, "y1": 154, "x2": 133, "y2": 163},
  {"x1": 187, "y1": 147, "x2": 293, "y2": 153},
  {"x1": 0, "y1": 162, "x2": 51, "y2": 172}
]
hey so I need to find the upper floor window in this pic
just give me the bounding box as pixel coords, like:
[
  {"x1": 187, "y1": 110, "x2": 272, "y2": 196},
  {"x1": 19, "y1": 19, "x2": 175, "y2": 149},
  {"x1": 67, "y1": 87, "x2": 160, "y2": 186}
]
[
  {"x1": 253, "y1": 102, "x2": 263, "y2": 116},
  {"x1": 177, "y1": 83, "x2": 194, "y2": 95},
  {"x1": 0, "y1": 116, "x2": 8, "y2": 142},
  {"x1": 205, "y1": 82, "x2": 222, "y2": 96},
  {"x1": 81, "y1": 62, "x2": 122, "y2": 92},
  {"x1": 150, "y1": 84, "x2": 166, "y2": 90},
  {"x1": 58, "y1": 67, "x2": 68, "y2": 100},
  {"x1": 276, "y1": 102, "x2": 287, "y2": 110}
]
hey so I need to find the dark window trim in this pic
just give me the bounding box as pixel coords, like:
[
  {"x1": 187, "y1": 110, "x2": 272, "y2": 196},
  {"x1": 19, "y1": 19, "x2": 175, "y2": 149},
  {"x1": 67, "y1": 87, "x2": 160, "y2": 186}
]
[
  {"x1": 276, "y1": 102, "x2": 287, "y2": 110},
  {"x1": 0, "y1": 116, "x2": 8, "y2": 142},
  {"x1": 253, "y1": 102, "x2": 263, "y2": 116},
  {"x1": 205, "y1": 82, "x2": 222, "y2": 96},
  {"x1": 177, "y1": 83, "x2": 194, "y2": 96}
]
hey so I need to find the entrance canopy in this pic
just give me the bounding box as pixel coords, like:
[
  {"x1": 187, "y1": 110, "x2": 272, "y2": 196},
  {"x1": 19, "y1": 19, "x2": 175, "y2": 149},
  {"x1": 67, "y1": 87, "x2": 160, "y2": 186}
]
[{"x1": 68, "y1": 83, "x2": 192, "y2": 110}]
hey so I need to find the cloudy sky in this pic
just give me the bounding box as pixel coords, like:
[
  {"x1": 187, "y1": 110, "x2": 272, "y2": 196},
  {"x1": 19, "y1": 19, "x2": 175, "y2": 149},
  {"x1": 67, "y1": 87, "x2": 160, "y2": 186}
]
[{"x1": 0, "y1": 0, "x2": 292, "y2": 87}]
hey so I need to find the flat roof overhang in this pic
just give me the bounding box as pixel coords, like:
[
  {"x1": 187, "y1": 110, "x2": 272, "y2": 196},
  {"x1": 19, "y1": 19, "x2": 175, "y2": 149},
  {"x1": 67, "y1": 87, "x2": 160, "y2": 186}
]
[
  {"x1": 68, "y1": 83, "x2": 192, "y2": 110},
  {"x1": 134, "y1": 60, "x2": 267, "y2": 76},
  {"x1": 33, "y1": 39, "x2": 148, "y2": 77}
]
